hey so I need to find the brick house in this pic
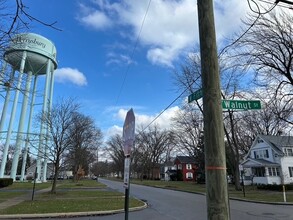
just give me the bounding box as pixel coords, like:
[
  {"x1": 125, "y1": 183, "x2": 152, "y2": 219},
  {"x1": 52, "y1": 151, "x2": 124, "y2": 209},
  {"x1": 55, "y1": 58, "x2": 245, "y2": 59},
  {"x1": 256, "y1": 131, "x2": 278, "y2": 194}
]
[{"x1": 174, "y1": 156, "x2": 197, "y2": 181}]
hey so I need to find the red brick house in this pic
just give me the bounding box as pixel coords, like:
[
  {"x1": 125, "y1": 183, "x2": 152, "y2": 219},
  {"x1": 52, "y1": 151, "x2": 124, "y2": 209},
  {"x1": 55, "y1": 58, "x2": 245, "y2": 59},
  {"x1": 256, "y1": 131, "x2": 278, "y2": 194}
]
[{"x1": 174, "y1": 156, "x2": 197, "y2": 181}]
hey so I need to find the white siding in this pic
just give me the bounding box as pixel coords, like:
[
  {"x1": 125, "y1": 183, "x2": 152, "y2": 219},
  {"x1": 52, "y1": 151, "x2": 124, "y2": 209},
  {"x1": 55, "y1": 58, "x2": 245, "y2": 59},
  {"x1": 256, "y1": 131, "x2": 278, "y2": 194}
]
[{"x1": 280, "y1": 157, "x2": 293, "y2": 184}]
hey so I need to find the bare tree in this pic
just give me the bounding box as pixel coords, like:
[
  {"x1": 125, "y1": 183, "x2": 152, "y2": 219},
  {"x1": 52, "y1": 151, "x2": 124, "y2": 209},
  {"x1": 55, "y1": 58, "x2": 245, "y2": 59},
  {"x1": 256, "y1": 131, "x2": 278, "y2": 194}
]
[
  {"x1": 38, "y1": 98, "x2": 79, "y2": 193},
  {"x1": 231, "y1": 10, "x2": 293, "y2": 92},
  {"x1": 64, "y1": 112, "x2": 102, "y2": 181},
  {"x1": 106, "y1": 134, "x2": 125, "y2": 178},
  {"x1": 171, "y1": 105, "x2": 205, "y2": 171},
  {"x1": 135, "y1": 125, "x2": 173, "y2": 180}
]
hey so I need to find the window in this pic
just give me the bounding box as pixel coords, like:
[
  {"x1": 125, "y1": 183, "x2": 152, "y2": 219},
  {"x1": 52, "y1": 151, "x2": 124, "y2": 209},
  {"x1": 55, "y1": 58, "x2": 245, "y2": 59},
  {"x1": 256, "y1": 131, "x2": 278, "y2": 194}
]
[
  {"x1": 178, "y1": 164, "x2": 182, "y2": 170},
  {"x1": 268, "y1": 167, "x2": 280, "y2": 176},
  {"x1": 257, "y1": 139, "x2": 264, "y2": 143},
  {"x1": 252, "y1": 167, "x2": 265, "y2": 177},
  {"x1": 254, "y1": 149, "x2": 269, "y2": 159},
  {"x1": 186, "y1": 164, "x2": 192, "y2": 170},
  {"x1": 289, "y1": 167, "x2": 293, "y2": 178},
  {"x1": 186, "y1": 172, "x2": 193, "y2": 179},
  {"x1": 284, "y1": 148, "x2": 293, "y2": 156}
]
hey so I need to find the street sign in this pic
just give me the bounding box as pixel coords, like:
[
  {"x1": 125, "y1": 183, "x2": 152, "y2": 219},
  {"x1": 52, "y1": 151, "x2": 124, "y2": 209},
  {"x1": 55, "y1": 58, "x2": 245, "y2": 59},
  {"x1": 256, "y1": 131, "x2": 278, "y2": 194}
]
[
  {"x1": 123, "y1": 109, "x2": 135, "y2": 157},
  {"x1": 222, "y1": 100, "x2": 261, "y2": 110},
  {"x1": 188, "y1": 88, "x2": 203, "y2": 103},
  {"x1": 123, "y1": 157, "x2": 130, "y2": 189}
]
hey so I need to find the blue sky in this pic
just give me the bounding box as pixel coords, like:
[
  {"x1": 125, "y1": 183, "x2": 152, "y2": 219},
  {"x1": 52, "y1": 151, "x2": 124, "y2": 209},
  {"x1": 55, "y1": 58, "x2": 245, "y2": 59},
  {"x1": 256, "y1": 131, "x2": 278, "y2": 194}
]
[{"x1": 20, "y1": 0, "x2": 253, "y2": 140}]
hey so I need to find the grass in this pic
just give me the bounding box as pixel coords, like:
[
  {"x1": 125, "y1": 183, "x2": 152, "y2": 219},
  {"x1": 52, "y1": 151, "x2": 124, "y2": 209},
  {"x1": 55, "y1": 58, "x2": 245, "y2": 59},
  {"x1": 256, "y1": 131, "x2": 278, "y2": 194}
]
[
  {"x1": 0, "y1": 179, "x2": 145, "y2": 215},
  {"x1": 0, "y1": 191, "x2": 26, "y2": 201},
  {"x1": 0, "y1": 198, "x2": 143, "y2": 214},
  {"x1": 128, "y1": 179, "x2": 293, "y2": 203},
  {"x1": 4, "y1": 181, "x2": 51, "y2": 190},
  {"x1": 56, "y1": 179, "x2": 106, "y2": 189}
]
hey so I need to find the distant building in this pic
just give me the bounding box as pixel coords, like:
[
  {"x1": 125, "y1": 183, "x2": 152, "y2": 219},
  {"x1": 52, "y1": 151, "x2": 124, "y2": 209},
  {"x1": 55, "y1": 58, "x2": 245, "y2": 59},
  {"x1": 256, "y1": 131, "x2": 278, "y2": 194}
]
[
  {"x1": 26, "y1": 162, "x2": 72, "y2": 180},
  {"x1": 161, "y1": 157, "x2": 176, "y2": 181},
  {"x1": 241, "y1": 134, "x2": 293, "y2": 185},
  {"x1": 174, "y1": 156, "x2": 198, "y2": 181}
]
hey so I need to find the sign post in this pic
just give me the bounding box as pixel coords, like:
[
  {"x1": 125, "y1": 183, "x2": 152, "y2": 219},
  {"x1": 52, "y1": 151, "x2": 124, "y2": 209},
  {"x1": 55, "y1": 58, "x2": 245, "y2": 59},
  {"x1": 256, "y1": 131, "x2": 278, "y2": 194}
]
[
  {"x1": 122, "y1": 108, "x2": 135, "y2": 220},
  {"x1": 188, "y1": 88, "x2": 203, "y2": 103}
]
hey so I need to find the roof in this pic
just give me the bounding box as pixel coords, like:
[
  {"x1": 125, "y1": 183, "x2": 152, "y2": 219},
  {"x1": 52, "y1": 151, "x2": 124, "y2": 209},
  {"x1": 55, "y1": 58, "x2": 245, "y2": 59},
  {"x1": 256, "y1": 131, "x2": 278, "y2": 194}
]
[
  {"x1": 175, "y1": 156, "x2": 196, "y2": 164},
  {"x1": 259, "y1": 135, "x2": 293, "y2": 151},
  {"x1": 242, "y1": 158, "x2": 280, "y2": 168}
]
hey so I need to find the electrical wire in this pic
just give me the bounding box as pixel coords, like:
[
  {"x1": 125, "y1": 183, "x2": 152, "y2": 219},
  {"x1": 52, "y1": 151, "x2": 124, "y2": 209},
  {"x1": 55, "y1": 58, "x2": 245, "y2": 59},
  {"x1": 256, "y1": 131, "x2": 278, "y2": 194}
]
[
  {"x1": 257, "y1": 0, "x2": 293, "y2": 9},
  {"x1": 141, "y1": 86, "x2": 190, "y2": 132},
  {"x1": 115, "y1": 0, "x2": 152, "y2": 105},
  {"x1": 140, "y1": 0, "x2": 282, "y2": 131},
  {"x1": 218, "y1": 0, "x2": 278, "y2": 57}
]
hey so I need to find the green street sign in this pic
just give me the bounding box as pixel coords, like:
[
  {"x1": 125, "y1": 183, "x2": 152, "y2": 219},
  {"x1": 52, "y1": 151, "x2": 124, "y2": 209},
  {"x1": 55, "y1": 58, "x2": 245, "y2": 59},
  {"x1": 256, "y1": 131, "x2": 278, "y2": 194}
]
[
  {"x1": 222, "y1": 100, "x2": 261, "y2": 110},
  {"x1": 188, "y1": 89, "x2": 203, "y2": 103}
]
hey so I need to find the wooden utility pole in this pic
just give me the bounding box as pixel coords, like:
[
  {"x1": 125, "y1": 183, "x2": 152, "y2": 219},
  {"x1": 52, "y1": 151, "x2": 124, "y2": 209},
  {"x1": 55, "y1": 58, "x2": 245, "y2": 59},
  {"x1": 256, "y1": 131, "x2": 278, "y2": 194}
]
[{"x1": 197, "y1": 1, "x2": 230, "y2": 219}]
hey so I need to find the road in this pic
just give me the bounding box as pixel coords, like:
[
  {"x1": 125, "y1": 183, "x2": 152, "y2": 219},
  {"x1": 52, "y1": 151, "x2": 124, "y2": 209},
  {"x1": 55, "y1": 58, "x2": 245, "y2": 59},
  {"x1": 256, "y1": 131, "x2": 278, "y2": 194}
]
[{"x1": 38, "y1": 178, "x2": 293, "y2": 220}]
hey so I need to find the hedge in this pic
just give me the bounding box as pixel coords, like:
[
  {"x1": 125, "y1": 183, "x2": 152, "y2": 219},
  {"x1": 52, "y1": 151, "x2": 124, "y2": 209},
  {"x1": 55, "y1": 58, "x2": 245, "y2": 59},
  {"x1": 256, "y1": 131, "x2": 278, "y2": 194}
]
[
  {"x1": 0, "y1": 178, "x2": 13, "y2": 188},
  {"x1": 257, "y1": 184, "x2": 293, "y2": 191}
]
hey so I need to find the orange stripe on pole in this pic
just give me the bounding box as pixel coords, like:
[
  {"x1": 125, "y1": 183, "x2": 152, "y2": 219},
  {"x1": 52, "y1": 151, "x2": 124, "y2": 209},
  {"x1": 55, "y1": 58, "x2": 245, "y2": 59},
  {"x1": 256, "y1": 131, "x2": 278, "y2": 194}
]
[{"x1": 206, "y1": 166, "x2": 226, "y2": 170}]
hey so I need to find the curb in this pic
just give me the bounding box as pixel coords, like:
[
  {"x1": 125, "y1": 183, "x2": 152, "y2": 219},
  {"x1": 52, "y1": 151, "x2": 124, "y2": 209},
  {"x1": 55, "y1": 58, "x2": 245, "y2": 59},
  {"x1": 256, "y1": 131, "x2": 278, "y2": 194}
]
[{"x1": 0, "y1": 202, "x2": 148, "y2": 219}]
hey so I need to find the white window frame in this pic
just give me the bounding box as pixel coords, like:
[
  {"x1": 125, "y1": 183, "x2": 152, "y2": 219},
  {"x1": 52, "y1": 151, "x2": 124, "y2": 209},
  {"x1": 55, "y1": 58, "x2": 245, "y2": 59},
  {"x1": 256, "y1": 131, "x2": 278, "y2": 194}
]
[
  {"x1": 186, "y1": 164, "x2": 192, "y2": 170},
  {"x1": 268, "y1": 167, "x2": 280, "y2": 177},
  {"x1": 186, "y1": 172, "x2": 193, "y2": 179},
  {"x1": 284, "y1": 148, "x2": 293, "y2": 156}
]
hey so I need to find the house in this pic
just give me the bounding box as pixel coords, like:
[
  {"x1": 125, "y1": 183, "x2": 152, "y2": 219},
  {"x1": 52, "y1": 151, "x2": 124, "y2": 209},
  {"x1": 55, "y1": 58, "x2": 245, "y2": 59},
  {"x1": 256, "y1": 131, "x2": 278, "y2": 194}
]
[
  {"x1": 174, "y1": 156, "x2": 197, "y2": 181},
  {"x1": 241, "y1": 134, "x2": 293, "y2": 185},
  {"x1": 161, "y1": 158, "x2": 177, "y2": 181},
  {"x1": 26, "y1": 162, "x2": 72, "y2": 180},
  {"x1": 26, "y1": 162, "x2": 54, "y2": 180}
]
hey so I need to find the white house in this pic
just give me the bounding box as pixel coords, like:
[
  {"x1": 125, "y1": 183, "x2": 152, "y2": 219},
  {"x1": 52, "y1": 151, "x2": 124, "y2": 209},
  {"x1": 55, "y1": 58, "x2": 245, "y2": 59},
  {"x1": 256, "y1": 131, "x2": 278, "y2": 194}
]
[
  {"x1": 241, "y1": 134, "x2": 293, "y2": 185},
  {"x1": 161, "y1": 158, "x2": 176, "y2": 181},
  {"x1": 26, "y1": 162, "x2": 72, "y2": 180}
]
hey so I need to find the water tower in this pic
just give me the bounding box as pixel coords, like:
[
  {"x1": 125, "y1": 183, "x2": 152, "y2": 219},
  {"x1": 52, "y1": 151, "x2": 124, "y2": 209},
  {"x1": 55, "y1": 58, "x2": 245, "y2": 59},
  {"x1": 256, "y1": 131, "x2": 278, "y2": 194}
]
[{"x1": 0, "y1": 33, "x2": 57, "y2": 182}]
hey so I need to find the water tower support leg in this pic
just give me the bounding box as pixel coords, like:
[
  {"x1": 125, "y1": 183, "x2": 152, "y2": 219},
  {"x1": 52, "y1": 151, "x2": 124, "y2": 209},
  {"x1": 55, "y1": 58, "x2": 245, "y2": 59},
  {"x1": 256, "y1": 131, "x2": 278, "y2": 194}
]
[
  {"x1": 20, "y1": 75, "x2": 38, "y2": 181},
  {"x1": 36, "y1": 59, "x2": 51, "y2": 182},
  {"x1": 0, "y1": 51, "x2": 27, "y2": 177},
  {"x1": 11, "y1": 71, "x2": 33, "y2": 180}
]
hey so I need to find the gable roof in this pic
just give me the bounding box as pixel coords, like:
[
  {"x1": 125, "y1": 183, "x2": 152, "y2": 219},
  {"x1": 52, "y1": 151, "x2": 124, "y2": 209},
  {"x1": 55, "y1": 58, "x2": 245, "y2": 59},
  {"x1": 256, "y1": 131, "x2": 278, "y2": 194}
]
[
  {"x1": 242, "y1": 158, "x2": 280, "y2": 168},
  {"x1": 175, "y1": 156, "x2": 196, "y2": 164},
  {"x1": 259, "y1": 135, "x2": 293, "y2": 151}
]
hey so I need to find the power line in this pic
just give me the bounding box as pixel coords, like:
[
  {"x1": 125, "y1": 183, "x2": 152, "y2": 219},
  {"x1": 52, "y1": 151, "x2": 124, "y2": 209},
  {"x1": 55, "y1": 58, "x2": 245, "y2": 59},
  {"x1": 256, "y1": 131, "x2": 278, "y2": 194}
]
[
  {"x1": 141, "y1": 86, "x2": 190, "y2": 132},
  {"x1": 257, "y1": 0, "x2": 293, "y2": 8},
  {"x1": 218, "y1": 0, "x2": 278, "y2": 57},
  {"x1": 141, "y1": 0, "x2": 283, "y2": 131},
  {"x1": 115, "y1": 0, "x2": 152, "y2": 105}
]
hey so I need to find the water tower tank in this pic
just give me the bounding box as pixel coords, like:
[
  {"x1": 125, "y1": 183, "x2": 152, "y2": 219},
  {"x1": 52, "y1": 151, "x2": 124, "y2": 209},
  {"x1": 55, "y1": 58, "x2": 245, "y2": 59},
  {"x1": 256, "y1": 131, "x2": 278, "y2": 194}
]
[{"x1": 4, "y1": 33, "x2": 57, "y2": 74}]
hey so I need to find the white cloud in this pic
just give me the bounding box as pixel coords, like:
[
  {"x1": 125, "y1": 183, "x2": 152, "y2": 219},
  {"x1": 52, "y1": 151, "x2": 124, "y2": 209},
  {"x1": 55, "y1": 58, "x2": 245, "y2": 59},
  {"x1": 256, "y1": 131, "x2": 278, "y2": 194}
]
[
  {"x1": 81, "y1": 11, "x2": 113, "y2": 30},
  {"x1": 105, "y1": 106, "x2": 180, "y2": 139},
  {"x1": 78, "y1": 0, "x2": 251, "y2": 67},
  {"x1": 77, "y1": 3, "x2": 113, "y2": 30},
  {"x1": 54, "y1": 67, "x2": 87, "y2": 86},
  {"x1": 104, "y1": 125, "x2": 123, "y2": 139}
]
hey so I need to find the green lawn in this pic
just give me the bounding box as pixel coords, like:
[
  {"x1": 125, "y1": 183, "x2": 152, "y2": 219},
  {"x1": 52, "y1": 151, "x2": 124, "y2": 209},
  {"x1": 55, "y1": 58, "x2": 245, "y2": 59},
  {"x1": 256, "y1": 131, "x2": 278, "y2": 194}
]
[
  {"x1": 0, "y1": 191, "x2": 26, "y2": 201},
  {"x1": 128, "y1": 178, "x2": 293, "y2": 203},
  {"x1": 0, "y1": 179, "x2": 145, "y2": 215}
]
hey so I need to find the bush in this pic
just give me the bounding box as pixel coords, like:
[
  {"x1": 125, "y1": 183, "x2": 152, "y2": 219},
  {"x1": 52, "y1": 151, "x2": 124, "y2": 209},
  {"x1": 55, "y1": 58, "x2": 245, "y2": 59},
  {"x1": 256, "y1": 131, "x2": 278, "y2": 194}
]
[
  {"x1": 256, "y1": 184, "x2": 293, "y2": 191},
  {"x1": 0, "y1": 178, "x2": 13, "y2": 188}
]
